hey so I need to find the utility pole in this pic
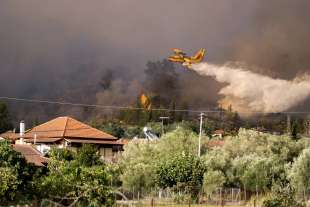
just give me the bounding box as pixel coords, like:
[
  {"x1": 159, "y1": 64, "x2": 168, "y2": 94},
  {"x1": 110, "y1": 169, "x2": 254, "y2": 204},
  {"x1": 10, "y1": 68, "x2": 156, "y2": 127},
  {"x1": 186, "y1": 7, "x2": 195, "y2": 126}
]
[
  {"x1": 159, "y1": 116, "x2": 169, "y2": 136},
  {"x1": 198, "y1": 113, "x2": 204, "y2": 157}
]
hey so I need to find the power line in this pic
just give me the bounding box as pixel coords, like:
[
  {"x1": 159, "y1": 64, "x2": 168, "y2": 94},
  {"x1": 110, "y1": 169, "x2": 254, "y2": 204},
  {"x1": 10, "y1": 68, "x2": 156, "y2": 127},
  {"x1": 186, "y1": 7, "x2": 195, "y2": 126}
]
[
  {"x1": 0, "y1": 96, "x2": 309, "y2": 115},
  {"x1": 0, "y1": 96, "x2": 217, "y2": 114}
]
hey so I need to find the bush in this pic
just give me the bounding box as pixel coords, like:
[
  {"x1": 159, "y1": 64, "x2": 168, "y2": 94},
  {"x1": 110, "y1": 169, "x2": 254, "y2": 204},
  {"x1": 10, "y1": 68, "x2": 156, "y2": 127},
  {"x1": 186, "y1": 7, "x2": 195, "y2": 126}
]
[
  {"x1": 155, "y1": 152, "x2": 205, "y2": 200},
  {"x1": 203, "y1": 170, "x2": 226, "y2": 194},
  {"x1": 173, "y1": 192, "x2": 191, "y2": 204},
  {"x1": 48, "y1": 147, "x2": 74, "y2": 161},
  {"x1": 101, "y1": 122, "x2": 125, "y2": 138},
  {"x1": 262, "y1": 184, "x2": 304, "y2": 207},
  {"x1": 75, "y1": 144, "x2": 101, "y2": 167}
]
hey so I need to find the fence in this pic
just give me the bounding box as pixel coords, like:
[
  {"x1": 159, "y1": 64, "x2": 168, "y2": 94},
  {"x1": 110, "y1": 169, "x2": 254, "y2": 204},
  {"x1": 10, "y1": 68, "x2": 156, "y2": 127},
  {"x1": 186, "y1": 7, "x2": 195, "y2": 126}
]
[{"x1": 115, "y1": 187, "x2": 252, "y2": 206}]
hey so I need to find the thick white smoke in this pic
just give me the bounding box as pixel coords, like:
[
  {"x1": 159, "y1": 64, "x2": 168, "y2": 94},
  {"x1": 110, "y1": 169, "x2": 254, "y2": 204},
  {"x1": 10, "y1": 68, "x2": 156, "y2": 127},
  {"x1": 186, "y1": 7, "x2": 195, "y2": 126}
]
[{"x1": 192, "y1": 62, "x2": 310, "y2": 113}]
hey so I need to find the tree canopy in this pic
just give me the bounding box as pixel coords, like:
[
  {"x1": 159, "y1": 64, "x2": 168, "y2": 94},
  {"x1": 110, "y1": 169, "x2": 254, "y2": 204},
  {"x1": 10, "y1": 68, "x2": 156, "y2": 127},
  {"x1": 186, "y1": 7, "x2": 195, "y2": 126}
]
[
  {"x1": 38, "y1": 145, "x2": 114, "y2": 206},
  {"x1": 0, "y1": 141, "x2": 39, "y2": 205},
  {"x1": 0, "y1": 103, "x2": 13, "y2": 133}
]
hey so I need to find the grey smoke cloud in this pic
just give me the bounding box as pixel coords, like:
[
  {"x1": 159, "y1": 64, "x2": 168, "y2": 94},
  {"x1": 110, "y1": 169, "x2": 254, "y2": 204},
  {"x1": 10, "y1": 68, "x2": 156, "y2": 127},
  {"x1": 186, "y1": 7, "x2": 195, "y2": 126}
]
[
  {"x1": 193, "y1": 62, "x2": 310, "y2": 113},
  {"x1": 0, "y1": 0, "x2": 310, "y2": 120}
]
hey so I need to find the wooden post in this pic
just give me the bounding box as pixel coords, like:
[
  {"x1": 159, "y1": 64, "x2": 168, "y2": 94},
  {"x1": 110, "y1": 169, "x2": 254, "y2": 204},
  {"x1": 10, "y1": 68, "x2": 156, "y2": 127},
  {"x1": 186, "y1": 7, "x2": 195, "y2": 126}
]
[
  {"x1": 231, "y1": 188, "x2": 233, "y2": 202},
  {"x1": 151, "y1": 198, "x2": 154, "y2": 207},
  {"x1": 253, "y1": 199, "x2": 256, "y2": 207},
  {"x1": 220, "y1": 188, "x2": 222, "y2": 205},
  {"x1": 256, "y1": 185, "x2": 258, "y2": 200}
]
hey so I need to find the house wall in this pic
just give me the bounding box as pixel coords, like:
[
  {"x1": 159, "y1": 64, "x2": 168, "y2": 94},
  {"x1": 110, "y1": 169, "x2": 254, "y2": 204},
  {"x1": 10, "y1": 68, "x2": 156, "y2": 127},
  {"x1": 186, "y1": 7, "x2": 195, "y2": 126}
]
[
  {"x1": 68, "y1": 143, "x2": 120, "y2": 162},
  {"x1": 35, "y1": 143, "x2": 64, "y2": 154},
  {"x1": 35, "y1": 144, "x2": 51, "y2": 154},
  {"x1": 20, "y1": 140, "x2": 122, "y2": 162},
  {"x1": 99, "y1": 147, "x2": 113, "y2": 162}
]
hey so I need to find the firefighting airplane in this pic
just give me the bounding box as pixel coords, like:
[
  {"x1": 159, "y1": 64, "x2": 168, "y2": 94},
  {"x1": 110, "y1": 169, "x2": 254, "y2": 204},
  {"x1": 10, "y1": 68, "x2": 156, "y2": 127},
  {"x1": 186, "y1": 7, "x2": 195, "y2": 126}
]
[{"x1": 168, "y1": 48, "x2": 206, "y2": 68}]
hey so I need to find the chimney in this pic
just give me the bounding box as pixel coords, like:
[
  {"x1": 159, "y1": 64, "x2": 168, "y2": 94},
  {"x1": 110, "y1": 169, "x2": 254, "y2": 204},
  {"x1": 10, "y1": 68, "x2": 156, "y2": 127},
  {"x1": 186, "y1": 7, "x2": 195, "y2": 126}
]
[{"x1": 19, "y1": 120, "x2": 25, "y2": 144}]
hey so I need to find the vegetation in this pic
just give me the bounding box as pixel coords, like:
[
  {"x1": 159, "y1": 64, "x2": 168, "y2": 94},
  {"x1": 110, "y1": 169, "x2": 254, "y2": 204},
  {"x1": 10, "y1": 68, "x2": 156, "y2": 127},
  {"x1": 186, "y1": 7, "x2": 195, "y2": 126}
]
[
  {"x1": 120, "y1": 127, "x2": 203, "y2": 197},
  {"x1": 118, "y1": 127, "x2": 310, "y2": 204},
  {"x1": 38, "y1": 146, "x2": 114, "y2": 206},
  {"x1": 262, "y1": 184, "x2": 305, "y2": 207},
  {"x1": 155, "y1": 152, "x2": 205, "y2": 201},
  {"x1": 0, "y1": 141, "x2": 40, "y2": 205},
  {"x1": 0, "y1": 102, "x2": 13, "y2": 134},
  {"x1": 0, "y1": 142, "x2": 114, "y2": 206},
  {"x1": 1, "y1": 111, "x2": 310, "y2": 206},
  {"x1": 289, "y1": 148, "x2": 310, "y2": 198}
]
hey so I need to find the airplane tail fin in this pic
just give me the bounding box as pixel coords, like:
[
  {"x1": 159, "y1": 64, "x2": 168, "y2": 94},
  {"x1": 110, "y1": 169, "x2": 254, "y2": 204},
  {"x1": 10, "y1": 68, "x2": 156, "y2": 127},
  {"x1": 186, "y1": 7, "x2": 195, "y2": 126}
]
[{"x1": 192, "y1": 48, "x2": 205, "y2": 62}]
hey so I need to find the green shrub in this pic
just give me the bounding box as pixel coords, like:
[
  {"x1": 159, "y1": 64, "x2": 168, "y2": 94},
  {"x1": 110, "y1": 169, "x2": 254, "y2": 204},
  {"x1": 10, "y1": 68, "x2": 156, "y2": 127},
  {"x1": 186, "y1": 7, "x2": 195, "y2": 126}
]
[{"x1": 262, "y1": 184, "x2": 304, "y2": 207}]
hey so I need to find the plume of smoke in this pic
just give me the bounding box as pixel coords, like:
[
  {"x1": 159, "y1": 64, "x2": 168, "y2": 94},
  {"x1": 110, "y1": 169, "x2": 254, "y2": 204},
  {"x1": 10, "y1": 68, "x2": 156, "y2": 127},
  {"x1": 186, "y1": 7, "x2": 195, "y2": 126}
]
[
  {"x1": 96, "y1": 79, "x2": 142, "y2": 113},
  {"x1": 192, "y1": 62, "x2": 310, "y2": 113}
]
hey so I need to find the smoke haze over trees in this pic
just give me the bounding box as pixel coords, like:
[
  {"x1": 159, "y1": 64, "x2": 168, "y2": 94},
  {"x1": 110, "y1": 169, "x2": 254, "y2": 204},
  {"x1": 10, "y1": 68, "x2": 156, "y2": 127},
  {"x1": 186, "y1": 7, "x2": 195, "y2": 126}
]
[{"x1": 0, "y1": 0, "x2": 310, "y2": 123}]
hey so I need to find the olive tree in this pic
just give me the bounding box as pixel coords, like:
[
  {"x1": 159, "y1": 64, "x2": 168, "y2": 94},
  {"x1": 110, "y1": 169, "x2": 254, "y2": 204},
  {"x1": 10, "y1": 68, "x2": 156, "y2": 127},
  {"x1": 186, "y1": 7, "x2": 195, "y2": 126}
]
[
  {"x1": 155, "y1": 152, "x2": 205, "y2": 200},
  {"x1": 203, "y1": 170, "x2": 226, "y2": 195},
  {"x1": 289, "y1": 148, "x2": 310, "y2": 198},
  {"x1": 120, "y1": 127, "x2": 202, "y2": 194}
]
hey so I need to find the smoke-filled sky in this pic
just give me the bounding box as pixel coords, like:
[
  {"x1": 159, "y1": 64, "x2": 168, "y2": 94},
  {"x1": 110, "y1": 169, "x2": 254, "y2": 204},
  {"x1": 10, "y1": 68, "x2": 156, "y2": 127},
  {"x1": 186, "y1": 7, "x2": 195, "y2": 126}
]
[
  {"x1": 193, "y1": 63, "x2": 310, "y2": 114},
  {"x1": 1, "y1": 0, "x2": 310, "y2": 117}
]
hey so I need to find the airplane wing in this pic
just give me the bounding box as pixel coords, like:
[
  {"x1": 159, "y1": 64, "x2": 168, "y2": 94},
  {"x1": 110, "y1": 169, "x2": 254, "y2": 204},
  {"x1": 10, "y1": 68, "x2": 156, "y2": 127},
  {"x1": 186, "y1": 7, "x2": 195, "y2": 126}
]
[{"x1": 168, "y1": 56, "x2": 185, "y2": 63}]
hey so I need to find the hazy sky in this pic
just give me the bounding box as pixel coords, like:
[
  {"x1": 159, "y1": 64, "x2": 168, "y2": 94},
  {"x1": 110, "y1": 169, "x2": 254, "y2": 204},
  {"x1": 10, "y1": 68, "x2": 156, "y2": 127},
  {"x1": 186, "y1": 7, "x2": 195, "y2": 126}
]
[{"x1": 1, "y1": 0, "x2": 309, "y2": 112}]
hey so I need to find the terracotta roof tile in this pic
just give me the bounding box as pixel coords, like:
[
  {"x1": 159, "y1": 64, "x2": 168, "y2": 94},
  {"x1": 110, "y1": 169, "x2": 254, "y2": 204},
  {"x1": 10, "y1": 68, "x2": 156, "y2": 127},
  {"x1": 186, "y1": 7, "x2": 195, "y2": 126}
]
[
  {"x1": 13, "y1": 144, "x2": 48, "y2": 166},
  {"x1": 24, "y1": 138, "x2": 62, "y2": 143},
  {"x1": 26, "y1": 116, "x2": 116, "y2": 140},
  {"x1": 0, "y1": 131, "x2": 19, "y2": 140},
  {"x1": 65, "y1": 138, "x2": 123, "y2": 145}
]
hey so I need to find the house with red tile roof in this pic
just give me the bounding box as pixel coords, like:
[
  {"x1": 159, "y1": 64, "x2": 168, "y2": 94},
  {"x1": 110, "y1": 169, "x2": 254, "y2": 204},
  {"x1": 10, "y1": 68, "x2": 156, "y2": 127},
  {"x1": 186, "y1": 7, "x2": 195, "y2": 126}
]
[{"x1": 1, "y1": 116, "x2": 124, "y2": 162}]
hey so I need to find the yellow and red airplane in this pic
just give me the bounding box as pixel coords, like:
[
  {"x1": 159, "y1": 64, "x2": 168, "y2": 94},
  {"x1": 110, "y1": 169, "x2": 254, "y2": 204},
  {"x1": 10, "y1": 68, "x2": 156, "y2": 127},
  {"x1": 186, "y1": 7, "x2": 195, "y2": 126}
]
[{"x1": 168, "y1": 48, "x2": 206, "y2": 68}]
